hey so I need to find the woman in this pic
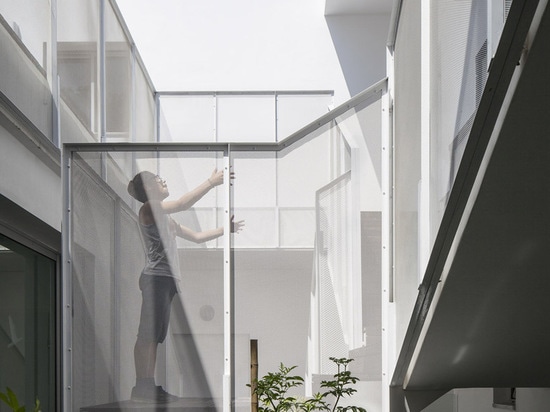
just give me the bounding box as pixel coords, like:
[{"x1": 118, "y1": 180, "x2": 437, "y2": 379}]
[{"x1": 127, "y1": 169, "x2": 243, "y2": 403}]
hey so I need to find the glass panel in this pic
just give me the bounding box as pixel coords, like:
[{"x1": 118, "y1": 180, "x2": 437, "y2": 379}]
[
  {"x1": 157, "y1": 93, "x2": 334, "y2": 143},
  {"x1": 0, "y1": 234, "x2": 55, "y2": 411},
  {"x1": 0, "y1": 0, "x2": 51, "y2": 70},
  {"x1": 134, "y1": 62, "x2": 156, "y2": 142},
  {"x1": 277, "y1": 128, "x2": 333, "y2": 207},
  {"x1": 276, "y1": 94, "x2": 333, "y2": 140},
  {"x1": 0, "y1": 6, "x2": 52, "y2": 141},
  {"x1": 217, "y1": 95, "x2": 276, "y2": 142},
  {"x1": 279, "y1": 208, "x2": 315, "y2": 248},
  {"x1": 105, "y1": 2, "x2": 132, "y2": 140},
  {"x1": 57, "y1": 0, "x2": 100, "y2": 142},
  {"x1": 71, "y1": 150, "x2": 225, "y2": 410},
  {"x1": 159, "y1": 95, "x2": 216, "y2": 142}
]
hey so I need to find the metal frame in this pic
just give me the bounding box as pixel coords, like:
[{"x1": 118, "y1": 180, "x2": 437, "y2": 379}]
[{"x1": 62, "y1": 143, "x2": 234, "y2": 412}]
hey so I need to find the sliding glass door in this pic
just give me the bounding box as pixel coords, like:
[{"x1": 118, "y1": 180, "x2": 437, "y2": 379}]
[{"x1": 0, "y1": 234, "x2": 56, "y2": 412}]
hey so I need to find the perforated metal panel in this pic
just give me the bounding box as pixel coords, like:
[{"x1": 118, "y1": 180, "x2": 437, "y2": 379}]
[
  {"x1": 316, "y1": 172, "x2": 351, "y2": 374},
  {"x1": 431, "y1": 1, "x2": 489, "y2": 226}
]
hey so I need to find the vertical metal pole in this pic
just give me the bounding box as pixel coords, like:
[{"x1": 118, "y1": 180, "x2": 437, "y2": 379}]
[
  {"x1": 99, "y1": 0, "x2": 107, "y2": 179},
  {"x1": 215, "y1": 93, "x2": 219, "y2": 142},
  {"x1": 274, "y1": 93, "x2": 279, "y2": 142},
  {"x1": 223, "y1": 145, "x2": 233, "y2": 412},
  {"x1": 130, "y1": 44, "x2": 137, "y2": 142},
  {"x1": 314, "y1": 190, "x2": 322, "y2": 377},
  {"x1": 61, "y1": 147, "x2": 73, "y2": 412},
  {"x1": 51, "y1": 0, "x2": 60, "y2": 148},
  {"x1": 155, "y1": 92, "x2": 160, "y2": 143},
  {"x1": 350, "y1": 148, "x2": 362, "y2": 349},
  {"x1": 112, "y1": 199, "x2": 121, "y2": 397},
  {"x1": 381, "y1": 74, "x2": 394, "y2": 412},
  {"x1": 99, "y1": 0, "x2": 106, "y2": 144}
]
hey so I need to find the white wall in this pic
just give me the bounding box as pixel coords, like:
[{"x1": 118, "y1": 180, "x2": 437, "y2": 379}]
[
  {"x1": 516, "y1": 388, "x2": 550, "y2": 411},
  {"x1": 0, "y1": 125, "x2": 61, "y2": 231},
  {"x1": 116, "y1": 0, "x2": 389, "y2": 106},
  {"x1": 421, "y1": 388, "x2": 550, "y2": 412}
]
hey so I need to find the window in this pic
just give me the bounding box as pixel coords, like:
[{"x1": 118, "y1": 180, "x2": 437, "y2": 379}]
[{"x1": 0, "y1": 234, "x2": 56, "y2": 411}]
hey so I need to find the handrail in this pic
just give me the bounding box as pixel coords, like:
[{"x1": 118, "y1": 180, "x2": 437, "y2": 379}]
[
  {"x1": 156, "y1": 90, "x2": 334, "y2": 96},
  {"x1": 64, "y1": 77, "x2": 387, "y2": 154}
]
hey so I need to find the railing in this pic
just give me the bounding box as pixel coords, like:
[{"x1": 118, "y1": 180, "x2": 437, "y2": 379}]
[
  {"x1": 156, "y1": 91, "x2": 334, "y2": 143},
  {"x1": 63, "y1": 79, "x2": 387, "y2": 412}
]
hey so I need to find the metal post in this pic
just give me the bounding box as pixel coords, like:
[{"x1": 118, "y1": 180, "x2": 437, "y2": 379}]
[
  {"x1": 223, "y1": 145, "x2": 233, "y2": 412},
  {"x1": 50, "y1": 0, "x2": 60, "y2": 148},
  {"x1": 99, "y1": 0, "x2": 106, "y2": 143},
  {"x1": 99, "y1": 0, "x2": 107, "y2": 180},
  {"x1": 381, "y1": 69, "x2": 394, "y2": 412},
  {"x1": 61, "y1": 146, "x2": 73, "y2": 412}
]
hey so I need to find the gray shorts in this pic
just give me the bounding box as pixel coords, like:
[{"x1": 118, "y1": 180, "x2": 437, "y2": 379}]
[{"x1": 137, "y1": 274, "x2": 178, "y2": 343}]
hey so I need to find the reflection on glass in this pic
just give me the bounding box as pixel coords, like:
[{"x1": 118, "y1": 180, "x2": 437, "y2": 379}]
[
  {"x1": 134, "y1": 64, "x2": 156, "y2": 142},
  {"x1": 57, "y1": 0, "x2": 100, "y2": 140},
  {"x1": 105, "y1": 1, "x2": 132, "y2": 140},
  {"x1": 0, "y1": 4, "x2": 53, "y2": 141},
  {"x1": 0, "y1": 0, "x2": 51, "y2": 70},
  {"x1": 0, "y1": 235, "x2": 55, "y2": 412}
]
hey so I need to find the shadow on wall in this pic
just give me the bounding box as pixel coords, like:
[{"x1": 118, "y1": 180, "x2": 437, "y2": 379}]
[{"x1": 325, "y1": 14, "x2": 390, "y2": 97}]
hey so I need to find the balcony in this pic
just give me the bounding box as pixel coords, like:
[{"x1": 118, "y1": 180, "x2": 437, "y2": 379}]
[{"x1": 62, "y1": 80, "x2": 387, "y2": 412}]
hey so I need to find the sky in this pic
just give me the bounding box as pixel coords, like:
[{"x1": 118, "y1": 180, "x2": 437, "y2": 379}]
[{"x1": 115, "y1": 0, "x2": 335, "y2": 92}]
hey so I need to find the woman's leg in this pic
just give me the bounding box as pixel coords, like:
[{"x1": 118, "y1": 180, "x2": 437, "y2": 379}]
[{"x1": 134, "y1": 338, "x2": 158, "y2": 380}]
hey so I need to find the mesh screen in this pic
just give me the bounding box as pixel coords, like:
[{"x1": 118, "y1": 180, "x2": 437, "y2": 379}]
[
  {"x1": 68, "y1": 83, "x2": 384, "y2": 406},
  {"x1": 72, "y1": 159, "x2": 116, "y2": 407},
  {"x1": 431, "y1": 0, "x2": 489, "y2": 234},
  {"x1": 70, "y1": 151, "x2": 225, "y2": 409},
  {"x1": 317, "y1": 173, "x2": 351, "y2": 373}
]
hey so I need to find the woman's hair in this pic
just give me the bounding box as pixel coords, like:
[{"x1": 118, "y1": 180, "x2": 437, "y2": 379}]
[{"x1": 127, "y1": 171, "x2": 156, "y2": 203}]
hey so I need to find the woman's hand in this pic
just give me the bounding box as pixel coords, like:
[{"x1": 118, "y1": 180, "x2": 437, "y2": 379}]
[
  {"x1": 230, "y1": 215, "x2": 245, "y2": 233},
  {"x1": 208, "y1": 168, "x2": 224, "y2": 187},
  {"x1": 208, "y1": 167, "x2": 236, "y2": 188}
]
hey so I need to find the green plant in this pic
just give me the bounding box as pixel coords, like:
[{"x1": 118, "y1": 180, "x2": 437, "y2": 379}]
[
  {"x1": 249, "y1": 357, "x2": 366, "y2": 412},
  {"x1": 0, "y1": 387, "x2": 41, "y2": 412},
  {"x1": 320, "y1": 357, "x2": 365, "y2": 412}
]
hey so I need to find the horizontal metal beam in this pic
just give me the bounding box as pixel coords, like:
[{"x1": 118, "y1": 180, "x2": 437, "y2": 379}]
[{"x1": 155, "y1": 90, "x2": 334, "y2": 96}]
